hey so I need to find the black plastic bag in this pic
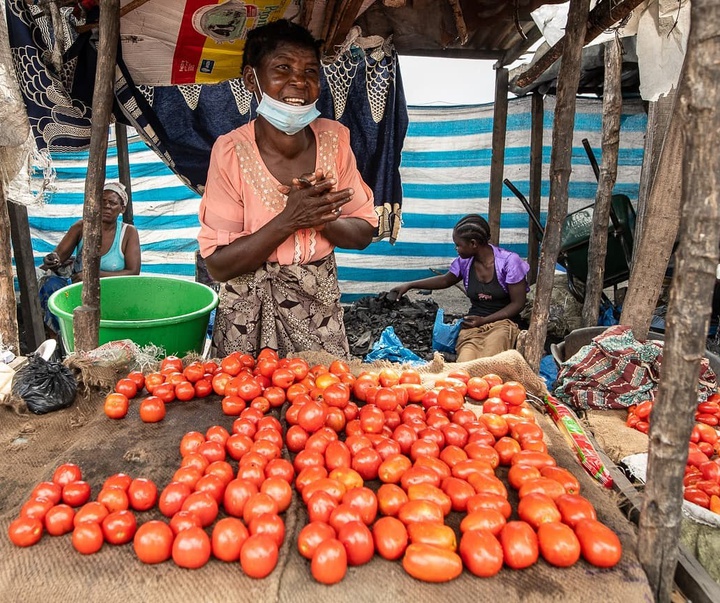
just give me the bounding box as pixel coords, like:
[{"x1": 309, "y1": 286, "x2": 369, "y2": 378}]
[{"x1": 11, "y1": 355, "x2": 77, "y2": 414}]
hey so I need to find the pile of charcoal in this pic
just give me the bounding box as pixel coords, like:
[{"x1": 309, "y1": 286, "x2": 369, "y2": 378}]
[{"x1": 343, "y1": 292, "x2": 457, "y2": 361}]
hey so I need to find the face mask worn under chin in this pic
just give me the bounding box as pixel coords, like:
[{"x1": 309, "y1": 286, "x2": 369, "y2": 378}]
[{"x1": 253, "y1": 70, "x2": 320, "y2": 135}]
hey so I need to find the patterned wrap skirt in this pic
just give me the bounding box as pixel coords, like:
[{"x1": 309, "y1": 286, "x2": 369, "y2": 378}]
[{"x1": 211, "y1": 253, "x2": 349, "y2": 360}]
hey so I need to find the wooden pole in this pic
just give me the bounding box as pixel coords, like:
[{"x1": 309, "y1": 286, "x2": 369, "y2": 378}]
[
  {"x1": 527, "y1": 91, "x2": 544, "y2": 284},
  {"x1": 74, "y1": 0, "x2": 120, "y2": 352},
  {"x1": 0, "y1": 177, "x2": 20, "y2": 354},
  {"x1": 115, "y1": 123, "x2": 134, "y2": 225},
  {"x1": 634, "y1": 92, "x2": 676, "y2": 263},
  {"x1": 581, "y1": 38, "x2": 622, "y2": 327},
  {"x1": 620, "y1": 59, "x2": 686, "y2": 338},
  {"x1": 7, "y1": 202, "x2": 46, "y2": 351},
  {"x1": 638, "y1": 1, "x2": 720, "y2": 599},
  {"x1": 514, "y1": 0, "x2": 645, "y2": 89},
  {"x1": 523, "y1": 0, "x2": 591, "y2": 371},
  {"x1": 488, "y1": 67, "x2": 508, "y2": 243}
]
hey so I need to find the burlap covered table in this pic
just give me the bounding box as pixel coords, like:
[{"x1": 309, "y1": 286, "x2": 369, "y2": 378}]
[{"x1": 0, "y1": 353, "x2": 652, "y2": 602}]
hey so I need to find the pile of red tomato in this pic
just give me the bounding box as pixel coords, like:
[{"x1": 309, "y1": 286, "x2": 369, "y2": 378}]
[
  {"x1": 10, "y1": 350, "x2": 623, "y2": 584},
  {"x1": 626, "y1": 394, "x2": 720, "y2": 514}
]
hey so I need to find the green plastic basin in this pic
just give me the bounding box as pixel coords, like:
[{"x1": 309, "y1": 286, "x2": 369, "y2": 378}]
[{"x1": 48, "y1": 276, "x2": 219, "y2": 356}]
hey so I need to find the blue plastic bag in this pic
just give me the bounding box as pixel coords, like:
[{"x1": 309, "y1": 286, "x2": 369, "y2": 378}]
[
  {"x1": 364, "y1": 326, "x2": 425, "y2": 365},
  {"x1": 432, "y1": 309, "x2": 462, "y2": 354}
]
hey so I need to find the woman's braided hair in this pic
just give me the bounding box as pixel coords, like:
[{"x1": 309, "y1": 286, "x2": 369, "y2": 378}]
[{"x1": 453, "y1": 214, "x2": 491, "y2": 246}]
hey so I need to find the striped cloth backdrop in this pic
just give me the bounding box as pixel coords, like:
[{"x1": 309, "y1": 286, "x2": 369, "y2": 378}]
[{"x1": 21, "y1": 95, "x2": 646, "y2": 302}]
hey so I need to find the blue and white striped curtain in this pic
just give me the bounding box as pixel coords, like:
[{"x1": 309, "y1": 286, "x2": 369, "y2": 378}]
[{"x1": 22, "y1": 95, "x2": 646, "y2": 301}]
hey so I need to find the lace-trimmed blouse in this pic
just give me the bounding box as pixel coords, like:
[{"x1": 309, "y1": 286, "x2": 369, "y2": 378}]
[{"x1": 198, "y1": 118, "x2": 378, "y2": 265}]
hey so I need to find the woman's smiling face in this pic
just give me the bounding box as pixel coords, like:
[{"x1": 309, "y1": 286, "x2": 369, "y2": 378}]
[{"x1": 253, "y1": 42, "x2": 320, "y2": 106}]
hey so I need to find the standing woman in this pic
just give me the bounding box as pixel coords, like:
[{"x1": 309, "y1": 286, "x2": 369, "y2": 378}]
[
  {"x1": 390, "y1": 214, "x2": 529, "y2": 361},
  {"x1": 198, "y1": 20, "x2": 378, "y2": 359}
]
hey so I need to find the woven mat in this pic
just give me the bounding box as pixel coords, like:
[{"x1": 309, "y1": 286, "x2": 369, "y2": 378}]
[{"x1": 0, "y1": 358, "x2": 651, "y2": 603}]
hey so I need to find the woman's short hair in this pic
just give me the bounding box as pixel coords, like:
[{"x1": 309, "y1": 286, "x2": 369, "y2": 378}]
[
  {"x1": 453, "y1": 214, "x2": 491, "y2": 246},
  {"x1": 242, "y1": 19, "x2": 321, "y2": 71}
]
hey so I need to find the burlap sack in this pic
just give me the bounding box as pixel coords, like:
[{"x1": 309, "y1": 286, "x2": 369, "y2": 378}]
[{"x1": 0, "y1": 358, "x2": 651, "y2": 603}]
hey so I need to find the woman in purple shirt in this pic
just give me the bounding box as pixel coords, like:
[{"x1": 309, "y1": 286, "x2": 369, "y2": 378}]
[{"x1": 390, "y1": 214, "x2": 530, "y2": 361}]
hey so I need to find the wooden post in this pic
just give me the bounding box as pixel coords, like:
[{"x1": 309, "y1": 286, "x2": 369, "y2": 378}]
[
  {"x1": 620, "y1": 59, "x2": 686, "y2": 338},
  {"x1": 488, "y1": 67, "x2": 509, "y2": 243},
  {"x1": 523, "y1": 0, "x2": 591, "y2": 370},
  {"x1": 527, "y1": 91, "x2": 544, "y2": 284},
  {"x1": 0, "y1": 178, "x2": 20, "y2": 354},
  {"x1": 74, "y1": 0, "x2": 120, "y2": 352},
  {"x1": 634, "y1": 93, "x2": 675, "y2": 262},
  {"x1": 115, "y1": 123, "x2": 134, "y2": 224},
  {"x1": 638, "y1": 2, "x2": 720, "y2": 599},
  {"x1": 7, "y1": 202, "x2": 46, "y2": 351},
  {"x1": 581, "y1": 38, "x2": 622, "y2": 327}
]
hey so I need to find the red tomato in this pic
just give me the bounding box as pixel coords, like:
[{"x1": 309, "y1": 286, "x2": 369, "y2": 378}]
[
  {"x1": 52, "y1": 463, "x2": 82, "y2": 486},
  {"x1": 126, "y1": 370, "x2": 145, "y2": 390},
  {"x1": 248, "y1": 513, "x2": 286, "y2": 549},
  {"x1": 44, "y1": 504, "x2": 75, "y2": 536},
  {"x1": 113, "y1": 377, "x2": 137, "y2": 399},
  {"x1": 684, "y1": 487, "x2": 711, "y2": 508},
  {"x1": 460, "y1": 509, "x2": 507, "y2": 536},
  {"x1": 351, "y1": 447, "x2": 383, "y2": 481},
  {"x1": 174, "y1": 381, "x2": 196, "y2": 402},
  {"x1": 212, "y1": 517, "x2": 249, "y2": 562},
  {"x1": 7, "y1": 516, "x2": 43, "y2": 547},
  {"x1": 194, "y1": 378, "x2": 213, "y2": 398},
  {"x1": 104, "y1": 392, "x2": 129, "y2": 419},
  {"x1": 459, "y1": 529, "x2": 504, "y2": 577},
  {"x1": 102, "y1": 510, "x2": 137, "y2": 545},
  {"x1": 241, "y1": 533, "x2": 279, "y2": 579},
  {"x1": 73, "y1": 501, "x2": 109, "y2": 526},
  {"x1": 336, "y1": 520, "x2": 375, "y2": 566},
  {"x1": 342, "y1": 487, "x2": 378, "y2": 525},
  {"x1": 181, "y1": 491, "x2": 219, "y2": 528},
  {"x1": 30, "y1": 481, "x2": 62, "y2": 505},
  {"x1": 169, "y1": 511, "x2": 201, "y2": 535},
  {"x1": 407, "y1": 522, "x2": 457, "y2": 551},
  {"x1": 537, "y1": 521, "x2": 581, "y2": 567},
  {"x1": 133, "y1": 520, "x2": 174, "y2": 564},
  {"x1": 402, "y1": 542, "x2": 463, "y2": 582},
  {"x1": 500, "y1": 521, "x2": 539, "y2": 569},
  {"x1": 72, "y1": 521, "x2": 104, "y2": 554},
  {"x1": 61, "y1": 481, "x2": 91, "y2": 507},
  {"x1": 377, "y1": 483, "x2": 409, "y2": 517},
  {"x1": 298, "y1": 521, "x2": 336, "y2": 560},
  {"x1": 517, "y1": 492, "x2": 561, "y2": 530},
  {"x1": 158, "y1": 482, "x2": 192, "y2": 518},
  {"x1": 574, "y1": 518, "x2": 622, "y2": 567},
  {"x1": 243, "y1": 492, "x2": 279, "y2": 525},
  {"x1": 311, "y1": 538, "x2": 347, "y2": 584},
  {"x1": 372, "y1": 516, "x2": 408, "y2": 560},
  {"x1": 127, "y1": 478, "x2": 158, "y2": 512},
  {"x1": 21, "y1": 496, "x2": 55, "y2": 521},
  {"x1": 397, "y1": 499, "x2": 444, "y2": 526},
  {"x1": 172, "y1": 526, "x2": 211, "y2": 569},
  {"x1": 97, "y1": 486, "x2": 130, "y2": 513},
  {"x1": 555, "y1": 494, "x2": 597, "y2": 528},
  {"x1": 139, "y1": 396, "x2": 166, "y2": 423}
]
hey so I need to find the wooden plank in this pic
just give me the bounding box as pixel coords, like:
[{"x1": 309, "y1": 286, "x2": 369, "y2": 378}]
[
  {"x1": 527, "y1": 91, "x2": 543, "y2": 284},
  {"x1": 7, "y1": 201, "x2": 45, "y2": 351},
  {"x1": 581, "y1": 38, "x2": 622, "y2": 327},
  {"x1": 488, "y1": 67, "x2": 508, "y2": 243},
  {"x1": 0, "y1": 179, "x2": 21, "y2": 354},
  {"x1": 523, "y1": 0, "x2": 590, "y2": 370},
  {"x1": 115, "y1": 123, "x2": 134, "y2": 225},
  {"x1": 74, "y1": 0, "x2": 120, "y2": 352}
]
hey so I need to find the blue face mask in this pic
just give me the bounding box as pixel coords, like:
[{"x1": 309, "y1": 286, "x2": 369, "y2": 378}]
[{"x1": 253, "y1": 69, "x2": 320, "y2": 136}]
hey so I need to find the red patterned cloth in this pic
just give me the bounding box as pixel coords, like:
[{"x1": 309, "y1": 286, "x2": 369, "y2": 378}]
[{"x1": 554, "y1": 325, "x2": 717, "y2": 410}]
